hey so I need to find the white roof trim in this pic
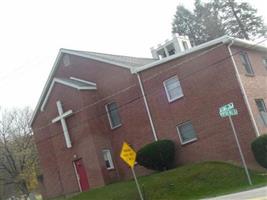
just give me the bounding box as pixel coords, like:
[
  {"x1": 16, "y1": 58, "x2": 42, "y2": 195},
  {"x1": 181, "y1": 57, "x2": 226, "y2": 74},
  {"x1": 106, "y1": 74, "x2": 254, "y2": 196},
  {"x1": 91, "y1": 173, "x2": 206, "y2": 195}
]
[
  {"x1": 54, "y1": 78, "x2": 97, "y2": 90},
  {"x1": 40, "y1": 78, "x2": 97, "y2": 112},
  {"x1": 61, "y1": 49, "x2": 132, "y2": 69},
  {"x1": 70, "y1": 77, "x2": 97, "y2": 86},
  {"x1": 30, "y1": 48, "x2": 130, "y2": 126},
  {"x1": 30, "y1": 51, "x2": 63, "y2": 126},
  {"x1": 131, "y1": 36, "x2": 267, "y2": 73}
]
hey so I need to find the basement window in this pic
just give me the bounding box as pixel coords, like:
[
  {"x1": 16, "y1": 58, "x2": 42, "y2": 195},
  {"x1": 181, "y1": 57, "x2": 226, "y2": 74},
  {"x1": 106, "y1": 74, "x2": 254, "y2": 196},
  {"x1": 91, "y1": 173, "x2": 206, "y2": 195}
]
[
  {"x1": 102, "y1": 149, "x2": 114, "y2": 170},
  {"x1": 177, "y1": 121, "x2": 197, "y2": 145}
]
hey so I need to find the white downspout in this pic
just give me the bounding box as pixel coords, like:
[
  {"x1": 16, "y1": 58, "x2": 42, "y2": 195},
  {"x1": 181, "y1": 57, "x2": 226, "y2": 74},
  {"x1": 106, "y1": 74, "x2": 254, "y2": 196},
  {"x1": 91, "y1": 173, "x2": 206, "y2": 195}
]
[
  {"x1": 227, "y1": 40, "x2": 260, "y2": 137},
  {"x1": 136, "y1": 73, "x2": 158, "y2": 141}
]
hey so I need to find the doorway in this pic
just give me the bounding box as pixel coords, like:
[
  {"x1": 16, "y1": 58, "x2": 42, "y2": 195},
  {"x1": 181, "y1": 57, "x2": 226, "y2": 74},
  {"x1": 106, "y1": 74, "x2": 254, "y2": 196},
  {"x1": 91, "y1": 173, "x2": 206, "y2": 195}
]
[{"x1": 73, "y1": 159, "x2": 89, "y2": 191}]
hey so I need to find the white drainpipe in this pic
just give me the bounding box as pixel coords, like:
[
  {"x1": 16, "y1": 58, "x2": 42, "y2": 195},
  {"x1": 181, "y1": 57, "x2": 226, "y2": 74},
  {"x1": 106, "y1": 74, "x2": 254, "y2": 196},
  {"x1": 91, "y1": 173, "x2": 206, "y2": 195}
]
[
  {"x1": 136, "y1": 73, "x2": 158, "y2": 141},
  {"x1": 227, "y1": 40, "x2": 260, "y2": 137}
]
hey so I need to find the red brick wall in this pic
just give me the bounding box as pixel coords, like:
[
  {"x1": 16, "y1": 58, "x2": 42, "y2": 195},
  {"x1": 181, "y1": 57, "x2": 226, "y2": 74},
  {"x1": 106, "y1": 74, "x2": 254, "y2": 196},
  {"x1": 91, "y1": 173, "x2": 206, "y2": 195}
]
[
  {"x1": 139, "y1": 44, "x2": 258, "y2": 168},
  {"x1": 231, "y1": 46, "x2": 267, "y2": 135},
  {"x1": 32, "y1": 54, "x2": 154, "y2": 199}
]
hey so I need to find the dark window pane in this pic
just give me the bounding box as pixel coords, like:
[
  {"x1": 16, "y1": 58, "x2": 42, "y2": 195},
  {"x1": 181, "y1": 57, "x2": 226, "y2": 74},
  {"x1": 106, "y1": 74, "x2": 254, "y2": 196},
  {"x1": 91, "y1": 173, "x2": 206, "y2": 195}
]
[
  {"x1": 240, "y1": 53, "x2": 254, "y2": 75},
  {"x1": 255, "y1": 99, "x2": 267, "y2": 112},
  {"x1": 168, "y1": 48, "x2": 176, "y2": 55},
  {"x1": 178, "y1": 122, "x2": 197, "y2": 143},
  {"x1": 103, "y1": 150, "x2": 114, "y2": 169},
  {"x1": 105, "y1": 160, "x2": 111, "y2": 168},
  {"x1": 107, "y1": 102, "x2": 121, "y2": 128}
]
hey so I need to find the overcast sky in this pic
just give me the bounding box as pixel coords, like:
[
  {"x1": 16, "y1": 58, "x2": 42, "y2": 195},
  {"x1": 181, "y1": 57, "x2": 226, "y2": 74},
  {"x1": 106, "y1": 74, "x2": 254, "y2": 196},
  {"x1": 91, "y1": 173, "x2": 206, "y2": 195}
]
[{"x1": 0, "y1": 0, "x2": 266, "y2": 109}]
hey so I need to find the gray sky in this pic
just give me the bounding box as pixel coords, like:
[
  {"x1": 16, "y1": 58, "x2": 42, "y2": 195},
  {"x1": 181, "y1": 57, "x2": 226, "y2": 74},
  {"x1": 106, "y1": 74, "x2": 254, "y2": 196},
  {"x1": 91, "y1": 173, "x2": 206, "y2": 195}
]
[{"x1": 0, "y1": 0, "x2": 266, "y2": 109}]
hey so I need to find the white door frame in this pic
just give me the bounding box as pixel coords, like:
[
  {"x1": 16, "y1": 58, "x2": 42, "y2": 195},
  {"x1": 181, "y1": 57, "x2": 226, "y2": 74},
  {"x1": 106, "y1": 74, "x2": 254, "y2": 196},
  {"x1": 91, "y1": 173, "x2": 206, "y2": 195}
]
[{"x1": 73, "y1": 160, "x2": 82, "y2": 192}]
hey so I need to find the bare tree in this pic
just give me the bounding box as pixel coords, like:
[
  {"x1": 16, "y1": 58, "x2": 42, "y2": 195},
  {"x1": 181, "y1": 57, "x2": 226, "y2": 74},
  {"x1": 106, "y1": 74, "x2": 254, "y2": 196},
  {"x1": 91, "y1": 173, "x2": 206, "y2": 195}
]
[{"x1": 0, "y1": 107, "x2": 38, "y2": 199}]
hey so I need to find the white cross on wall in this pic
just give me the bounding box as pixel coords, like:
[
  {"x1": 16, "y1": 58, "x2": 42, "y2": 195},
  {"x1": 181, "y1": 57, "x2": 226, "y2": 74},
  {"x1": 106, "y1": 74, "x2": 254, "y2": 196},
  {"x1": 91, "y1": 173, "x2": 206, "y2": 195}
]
[{"x1": 52, "y1": 100, "x2": 73, "y2": 148}]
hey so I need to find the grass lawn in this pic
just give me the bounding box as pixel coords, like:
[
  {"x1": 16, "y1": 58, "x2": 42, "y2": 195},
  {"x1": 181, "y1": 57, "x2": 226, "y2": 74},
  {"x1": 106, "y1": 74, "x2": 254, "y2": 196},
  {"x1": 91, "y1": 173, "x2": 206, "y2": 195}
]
[{"x1": 56, "y1": 161, "x2": 267, "y2": 200}]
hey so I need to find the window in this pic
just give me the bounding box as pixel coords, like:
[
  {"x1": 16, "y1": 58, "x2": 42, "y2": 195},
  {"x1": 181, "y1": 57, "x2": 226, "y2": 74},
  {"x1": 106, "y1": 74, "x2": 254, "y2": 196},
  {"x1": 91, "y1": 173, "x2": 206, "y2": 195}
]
[
  {"x1": 102, "y1": 149, "x2": 114, "y2": 170},
  {"x1": 163, "y1": 76, "x2": 184, "y2": 102},
  {"x1": 105, "y1": 102, "x2": 122, "y2": 129},
  {"x1": 255, "y1": 99, "x2": 267, "y2": 125},
  {"x1": 240, "y1": 52, "x2": 254, "y2": 75},
  {"x1": 255, "y1": 99, "x2": 267, "y2": 112},
  {"x1": 177, "y1": 121, "x2": 197, "y2": 145}
]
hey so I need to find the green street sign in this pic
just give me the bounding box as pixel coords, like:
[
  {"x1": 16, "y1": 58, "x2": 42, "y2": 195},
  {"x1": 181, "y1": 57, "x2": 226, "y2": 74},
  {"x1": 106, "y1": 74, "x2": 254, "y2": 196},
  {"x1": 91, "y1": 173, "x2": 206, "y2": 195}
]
[
  {"x1": 219, "y1": 108, "x2": 238, "y2": 118},
  {"x1": 219, "y1": 102, "x2": 234, "y2": 113},
  {"x1": 228, "y1": 109, "x2": 238, "y2": 116}
]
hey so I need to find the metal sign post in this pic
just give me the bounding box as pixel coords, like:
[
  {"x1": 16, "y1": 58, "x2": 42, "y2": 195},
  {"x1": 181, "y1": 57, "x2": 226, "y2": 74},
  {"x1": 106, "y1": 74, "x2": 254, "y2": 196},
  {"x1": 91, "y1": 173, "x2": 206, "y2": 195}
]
[
  {"x1": 131, "y1": 167, "x2": 144, "y2": 200},
  {"x1": 219, "y1": 103, "x2": 252, "y2": 185},
  {"x1": 120, "y1": 142, "x2": 144, "y2": 200},
  {"x1": 228, "y1": 115, "x2": 252, "y2": 185}
]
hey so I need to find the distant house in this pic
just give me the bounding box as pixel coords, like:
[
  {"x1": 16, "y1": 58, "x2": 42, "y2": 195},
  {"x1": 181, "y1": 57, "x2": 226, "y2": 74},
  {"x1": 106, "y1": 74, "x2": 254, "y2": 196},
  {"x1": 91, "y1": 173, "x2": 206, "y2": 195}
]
[{"x1": 30, "y1": 35, "x2": 267, "y2": 199}]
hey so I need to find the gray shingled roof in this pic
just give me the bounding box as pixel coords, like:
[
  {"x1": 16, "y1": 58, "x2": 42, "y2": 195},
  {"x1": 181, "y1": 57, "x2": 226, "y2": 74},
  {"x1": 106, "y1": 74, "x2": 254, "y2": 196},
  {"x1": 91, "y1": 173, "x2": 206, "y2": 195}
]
[{"x1": 66, "y1": 49, "x2": 158, "y2": 67}]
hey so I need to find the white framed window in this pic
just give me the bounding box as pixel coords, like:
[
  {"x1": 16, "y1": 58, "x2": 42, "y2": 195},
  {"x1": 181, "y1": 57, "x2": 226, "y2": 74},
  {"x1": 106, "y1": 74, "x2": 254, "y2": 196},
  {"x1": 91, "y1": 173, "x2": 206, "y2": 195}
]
[
  {"x1": 255, "y1": 99, "x2": 267, "y2": 112},
  {"x1": 240, "y1": 52, "x2": 254, "y2": 75},
  {"x1": 255, "y1": 99, "x2": 267, "y2": 125},
  {"x1": 163, "y1": 76, "x2": 184, "y2": 102},
  {"x1": 105, "y1": 102, "x2": 122, "y2": 129},
  {"x1": 177, "y1": 121, "x2": 197, "y2": 145},
  {"x1": 102, "y1": 149, "x2": 114, "y2": 170}
]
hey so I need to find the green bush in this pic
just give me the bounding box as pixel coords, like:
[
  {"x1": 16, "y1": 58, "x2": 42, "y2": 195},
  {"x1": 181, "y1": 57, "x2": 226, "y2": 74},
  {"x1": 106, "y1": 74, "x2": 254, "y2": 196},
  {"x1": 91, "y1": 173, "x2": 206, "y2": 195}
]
[
  {"x1": 251, "y1": 134, "x2": 267, "y2": 169},
  {"x1": 136, "y1": 140, "x2": 176, "y2": 171}
]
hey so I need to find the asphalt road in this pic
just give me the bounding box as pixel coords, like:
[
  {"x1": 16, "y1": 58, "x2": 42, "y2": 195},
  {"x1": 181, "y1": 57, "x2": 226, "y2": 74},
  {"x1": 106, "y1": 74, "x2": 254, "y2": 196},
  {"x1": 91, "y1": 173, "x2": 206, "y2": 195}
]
[{"x1": 204, "y1": 186, "x2": 267, "y2": 200}]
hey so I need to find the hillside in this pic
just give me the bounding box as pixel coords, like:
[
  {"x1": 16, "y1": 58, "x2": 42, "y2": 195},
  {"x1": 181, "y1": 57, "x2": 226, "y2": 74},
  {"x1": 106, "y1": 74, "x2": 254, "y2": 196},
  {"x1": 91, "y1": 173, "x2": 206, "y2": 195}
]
[{"x1": 56, "y1": 162, "x2": 267, "y2": 200}]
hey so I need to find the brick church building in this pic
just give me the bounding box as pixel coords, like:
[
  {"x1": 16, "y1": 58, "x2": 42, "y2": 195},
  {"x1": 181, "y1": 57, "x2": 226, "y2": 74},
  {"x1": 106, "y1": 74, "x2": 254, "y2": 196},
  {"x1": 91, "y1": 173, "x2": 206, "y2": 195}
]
[{"x1": 30, "y1": 35, "x2": 267, "y2": 199}]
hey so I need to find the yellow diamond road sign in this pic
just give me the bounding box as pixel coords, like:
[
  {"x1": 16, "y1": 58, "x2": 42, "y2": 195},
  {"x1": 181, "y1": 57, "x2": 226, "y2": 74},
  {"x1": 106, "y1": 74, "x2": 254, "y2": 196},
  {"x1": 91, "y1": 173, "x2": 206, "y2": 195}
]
[{"x1": 120, "y1": 142, "x2": 136, "y2": 168}]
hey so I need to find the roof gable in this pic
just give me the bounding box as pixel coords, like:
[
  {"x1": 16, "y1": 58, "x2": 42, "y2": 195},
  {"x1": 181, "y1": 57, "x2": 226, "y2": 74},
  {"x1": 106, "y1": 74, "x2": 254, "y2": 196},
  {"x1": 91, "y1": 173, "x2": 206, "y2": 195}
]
[
  {"x1": 40, "y1": 77, "x2": 97, "y2": 112},
  {"x1": 30, "y1": 49, "x2": 154, "y2": 126}
]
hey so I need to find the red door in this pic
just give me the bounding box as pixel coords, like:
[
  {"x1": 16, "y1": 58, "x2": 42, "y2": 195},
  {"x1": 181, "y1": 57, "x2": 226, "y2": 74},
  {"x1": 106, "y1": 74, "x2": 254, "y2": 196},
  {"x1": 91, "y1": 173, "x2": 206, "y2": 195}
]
[{"x1": 74, "y1": 159, "x2": 89, "y2": 191}]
